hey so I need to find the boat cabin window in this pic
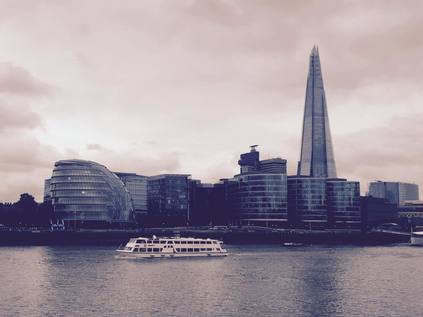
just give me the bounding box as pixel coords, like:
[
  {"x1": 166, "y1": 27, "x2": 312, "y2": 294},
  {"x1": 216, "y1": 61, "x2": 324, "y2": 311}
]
[
  {"x1": 136, "y1": 240, "x2": 145, "y2": 244},
  {"x1": 194, "y1": 241, "x2": 200, "y2": 244},
  {"x1": 160, "y1": 241, "x2": 167, "y2": 244},
  {"x1": 140, "y1": 248, "x2": 146, "y2": 252},
  {"x1": 200, "y1": 241, "x2": 206, "y2": 244},
  {"x1": 174, "y1": 241, "x2": 180, "y2": 244},
  {"x1": 212, "y1": 241, "x2": 217, "y2": 244},
  {"x1": 181, "y1": 248, "x2": 187, "y2": 252},
  {"x1": 152, "y1": 240, "x2": 159, "y2": 244},
  {"x1": 187, "y1": 241, "x2": 193, "y2": 244},
  {"x1": 153, "y1": 248, "x2": 160, "y2": 252},
  {"x1": 147, "y1": 240, "x2": 153, "y2": 243},
  {"x1": 206, "y1": 241, "x2": 212, "y2": 244},
  {"x1": 147, "y1": 248, "x2": 152, "y2": 252},
  {"x1": 133, "y1": 248, "x2": 139, "y2": 252},
  {"x1": 194, "y1": 248, "x2": 199, "y2": 252}
]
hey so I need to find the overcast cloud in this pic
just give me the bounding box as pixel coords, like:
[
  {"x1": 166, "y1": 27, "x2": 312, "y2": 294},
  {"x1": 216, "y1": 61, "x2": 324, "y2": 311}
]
[{"x1": 0, "y1": 0, "x2": 422, "y2": 201}]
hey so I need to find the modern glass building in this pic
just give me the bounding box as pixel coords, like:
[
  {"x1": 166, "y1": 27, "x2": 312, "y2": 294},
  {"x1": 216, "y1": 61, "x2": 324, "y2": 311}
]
[
  {"x1": 368, "y1": 181, "x2": 419, "y2": 206},
  {"x1": 326, "y1": 179, "x2": 361, "y2": 229},
  {"x1": 297, "y1": 46, "x2": 337, "y2": 178},
  {"x1": 228, "y1": 174, "x2": 288, "y2": 227},
  {"x1": 288, "y1": 176, "x2": 327, "y2": 228},
  {"x1": 49, "y1": 160, "x2": 134, "y2": 227},
  {"x1": 147, "y1": 174, "x2": 191, "y2": 226},
  {"x1": 43, "y1": 178, "x2": 52, "y2": 202},
  {"x1": 228, "y1": 147, "x2": 288, "y2": 227},
  {"x1": 115, "y1": 172, "x2": 148, "y2": 216}
]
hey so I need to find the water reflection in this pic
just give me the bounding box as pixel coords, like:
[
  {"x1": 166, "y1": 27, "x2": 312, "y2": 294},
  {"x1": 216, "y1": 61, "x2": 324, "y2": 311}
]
[{"x1": 1, "y1": 245, "x2": 423, "y2": 316}]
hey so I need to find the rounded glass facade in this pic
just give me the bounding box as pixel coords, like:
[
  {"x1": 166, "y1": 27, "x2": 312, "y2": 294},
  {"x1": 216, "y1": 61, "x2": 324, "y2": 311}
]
[
  {"x1": 50, "y1": 160, "x2": 134, "y2": 224},
  {"x1": 228, "y1": 174, "x2": 288, "y2": 226}
]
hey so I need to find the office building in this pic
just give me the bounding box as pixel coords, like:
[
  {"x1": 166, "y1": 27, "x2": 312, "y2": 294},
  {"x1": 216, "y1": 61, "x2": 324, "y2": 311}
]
[
  {"x1": 49, "y1": 159, "x2": 134, "y2": 228},
  {"x1": 147, "y1": 174, "x2": 191, "y2": 226},
  {"x1": 115, "y1": 172, "x2": 148, "y2": 219},
  {"x1": 228, "y1": 146, "x2": 288, "y2": 227},
  {"x1": 326, "y1": 179, "x2": 361, "y2": 229},
  {"x1": 368, "y1": 181, "x2": 419, "y2": 205},
  {"x1": 288, "y1": 176, "x2": 327, "y2": 228}
]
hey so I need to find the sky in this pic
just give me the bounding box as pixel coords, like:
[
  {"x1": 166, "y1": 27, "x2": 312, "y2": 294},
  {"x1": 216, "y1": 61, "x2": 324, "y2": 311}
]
[{"x1": 1, "y1": 0, "x2": 423, "y2": 202}]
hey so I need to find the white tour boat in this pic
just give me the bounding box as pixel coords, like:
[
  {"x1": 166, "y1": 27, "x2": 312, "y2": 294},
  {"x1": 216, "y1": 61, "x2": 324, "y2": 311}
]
[
  {"x1": 116, "y1": 236, "x2": 228, "y2": 258},
  {"x1": 410, "y1": 231, "x2": 423, "y2": 246}
]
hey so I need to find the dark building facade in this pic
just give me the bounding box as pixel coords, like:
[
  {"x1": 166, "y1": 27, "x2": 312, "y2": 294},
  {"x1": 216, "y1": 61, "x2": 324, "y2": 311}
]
[
  {"x1": 360, "y1": 196, "x2": 399, "y2": 229},
  {"x1": 147, "y1": 174, "x2": 190, "y2": 227},
  {"x1": 368, "y1": 181, "x2": 419, "y2": 206},
  {"x1": 189, "y1": 180, "x2": 214, "y2": 226},
  {"x1": 228, "y1": 147, "x2": 288, "y2": 227},
  {"x1": 49, "y1": 160, "x2": 134, "y2": 228}
]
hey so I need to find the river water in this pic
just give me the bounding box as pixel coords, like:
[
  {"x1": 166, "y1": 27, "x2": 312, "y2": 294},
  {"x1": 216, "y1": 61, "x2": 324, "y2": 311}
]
[{"x1": 0, "y1": 244, "x2": 421, "y2": 317}]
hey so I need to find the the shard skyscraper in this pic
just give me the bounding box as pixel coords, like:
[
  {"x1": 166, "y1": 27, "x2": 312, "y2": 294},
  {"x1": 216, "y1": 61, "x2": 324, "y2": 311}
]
[{"x1": 297, "y1": 46, "x2": 337, "y2": 178}]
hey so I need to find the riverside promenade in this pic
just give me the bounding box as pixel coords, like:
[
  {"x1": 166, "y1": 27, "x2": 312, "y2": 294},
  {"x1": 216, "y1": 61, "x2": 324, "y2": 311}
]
[{"x1": 0, "y1": 226, "x2": 410, "y2": 246}]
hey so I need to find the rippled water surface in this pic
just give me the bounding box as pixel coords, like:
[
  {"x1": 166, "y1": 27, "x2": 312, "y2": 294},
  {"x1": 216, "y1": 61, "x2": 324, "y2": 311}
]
[{"x1": 1, "y1": 244, "x2": 422, "y2": 316}]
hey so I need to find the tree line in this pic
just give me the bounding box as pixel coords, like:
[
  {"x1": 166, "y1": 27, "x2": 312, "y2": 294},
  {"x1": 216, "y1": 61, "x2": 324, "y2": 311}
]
[{"x1": 0, "y1": 193, "x2": 53, "y2": 227}]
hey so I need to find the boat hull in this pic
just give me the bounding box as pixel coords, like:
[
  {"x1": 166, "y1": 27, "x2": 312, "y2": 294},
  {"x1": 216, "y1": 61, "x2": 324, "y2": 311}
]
[{"x1": 116, "y1": 250, "x2": 228, "y2": 259}]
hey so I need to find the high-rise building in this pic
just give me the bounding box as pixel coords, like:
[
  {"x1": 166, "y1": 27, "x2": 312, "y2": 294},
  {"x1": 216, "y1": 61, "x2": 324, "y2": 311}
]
[
  {"x1": 288, "y1": 47, "x2": 361, "y2": 230},
  {"x1": 368, "y1": 181, "x2": 419, "y2": 205},
  {"x1": 228, "y1": 146, "x2": 288, "y2": 227},
  {"x1": 297, "y1": 46, "x2": 337, "y2": 178},
  {"x1": 49, "y1": 160, "x2": 134, "y2": 228}
]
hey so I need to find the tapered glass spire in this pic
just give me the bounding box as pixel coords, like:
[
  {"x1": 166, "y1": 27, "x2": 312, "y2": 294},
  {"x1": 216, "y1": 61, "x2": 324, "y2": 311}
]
[{"x1": 297, "y1": 46, "x2": 337, "y2": 178}]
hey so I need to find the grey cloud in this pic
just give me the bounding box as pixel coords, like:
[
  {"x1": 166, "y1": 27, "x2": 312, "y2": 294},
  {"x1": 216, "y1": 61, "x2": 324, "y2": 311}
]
[
  {"x1": 0, "y1": 62, "x2": 52, "y2": 96},
  {"x1": 0, "y1": 101, "x2": 42, "y2": 131}
]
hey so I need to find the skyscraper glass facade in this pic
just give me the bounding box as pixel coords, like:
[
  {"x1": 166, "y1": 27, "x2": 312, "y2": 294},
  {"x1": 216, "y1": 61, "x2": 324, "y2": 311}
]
[
  {"x1": 288, "y1": 177, "x2": 327, "y2": 228},
  {"x1": 326, "y1": 179, "x2": 361, "y2": 228},
  {"x1": 298, "y1": 46, "x2": 337, "y2": 178},
  {"x1": 49, "y1": 160, "x2": 134, "y2": 226}
]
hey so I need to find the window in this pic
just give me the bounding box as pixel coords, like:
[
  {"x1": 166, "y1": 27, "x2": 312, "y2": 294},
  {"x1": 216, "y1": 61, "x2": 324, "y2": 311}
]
[
  {"x1": 194, "y1": 248, "x2": 199, "y2": 252},
  {"x1": 187, "y1": 241, "x2": 193, "y2": 244},
  {"x1": 206, "y1": 241, "x2": 212, "y2": 244},
  {"x1": 133, "y1": 248, "x2": 139, "y2": 252},
  {"x1": 181, "y1": 248, "x2": 187, "y2": 252},
  {"x1": 147, "y1": 248, "x2": 152, "y2": 252},
  {"x1": 153, "y1": 248, "x2": 160, "y2": 252},
  {"x1": 194, "y1": 241, "x2": 199, "y2": 245},
  {"x1": 200, "y1": 248, "x2": 205, "y2": 251},
  {"x1": 140, "y1": 248, "x2": 146, "y2": 252},
  {"x1": 174, "y1": 241, "x2": 180, "y2": 244},
  {"x1": 187, "y1": 249, "x2": 193, "y2": 252}
]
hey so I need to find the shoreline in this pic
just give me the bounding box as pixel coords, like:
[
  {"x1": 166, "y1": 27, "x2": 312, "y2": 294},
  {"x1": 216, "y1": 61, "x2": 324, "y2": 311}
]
[{"x1": 0, "y1": 227, "x2": 410, "y2": 246}]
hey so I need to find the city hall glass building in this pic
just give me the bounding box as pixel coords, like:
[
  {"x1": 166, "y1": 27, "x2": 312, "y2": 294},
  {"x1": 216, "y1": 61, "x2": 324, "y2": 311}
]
[{"x1": 49, "y1": 160, "x2": 134, "y2": 227}]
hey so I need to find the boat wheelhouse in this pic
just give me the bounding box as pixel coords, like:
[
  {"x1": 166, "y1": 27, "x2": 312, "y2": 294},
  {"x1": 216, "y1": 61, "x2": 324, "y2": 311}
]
[
  {"x1": 411, "y1": 231, "x2": 423, "y2": 246},
  {"x1": 116, "y1": 236, "x2": 228, "y2": 258}
]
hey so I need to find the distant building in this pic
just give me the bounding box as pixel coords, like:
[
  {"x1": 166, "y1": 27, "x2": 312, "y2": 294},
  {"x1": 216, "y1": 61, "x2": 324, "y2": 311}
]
[
  {"x1": 147, "y1": 174, "x2": 191, "y2": 227},
  {"x1": 228, "y1": 146, "x2": 288, "y2": 227},
  {"x1": 360, "y1": 196, "x2": 398, "y2": 229},
  {"x1": 398, "y1": 200, "x2": 423, "y2": 227},
  {"x1": 43, "y1": 178, "x2": 52, "y2": 202},
  {"x1": 189, "y1": 180, "x2": 214, "y2": 226},
  {"x1": 49, "y1": 160, "x2": 134, "y2": 228},
  {"x1": 115, "y1": 172, "x2": 148, "y2": 220},
  {"x1": 368, "y1": 181, "x2": 419, "y2": 205}
]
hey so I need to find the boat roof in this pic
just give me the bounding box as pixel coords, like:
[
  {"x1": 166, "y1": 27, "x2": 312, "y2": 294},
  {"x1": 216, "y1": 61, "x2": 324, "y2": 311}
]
[{"x1": 412, "y1": 231, "x2": 423, "y2": 235}]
